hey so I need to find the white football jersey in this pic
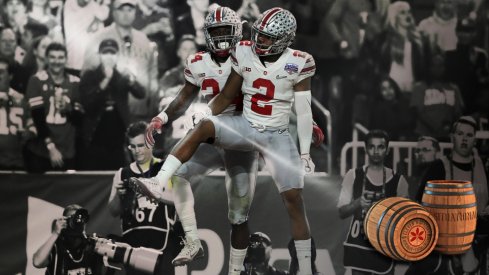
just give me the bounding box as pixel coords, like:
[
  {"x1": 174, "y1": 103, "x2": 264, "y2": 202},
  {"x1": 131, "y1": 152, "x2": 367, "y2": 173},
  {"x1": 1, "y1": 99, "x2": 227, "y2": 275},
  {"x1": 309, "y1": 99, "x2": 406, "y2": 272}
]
[
  {"x1": 231, "y1": 41, "x2": 316, "y2": 128},
  {"x1": 184, "y1": 51, "x2": 242, "y2": 115}
]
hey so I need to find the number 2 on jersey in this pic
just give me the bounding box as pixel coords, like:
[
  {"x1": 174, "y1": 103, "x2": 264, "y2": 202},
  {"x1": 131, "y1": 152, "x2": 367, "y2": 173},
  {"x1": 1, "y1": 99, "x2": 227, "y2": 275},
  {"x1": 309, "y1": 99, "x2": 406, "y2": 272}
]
[
  {"x1": 251, "y1": 78, "x2": 275, "y2": 116},
  {"x1": 201, "y1": 78, "x2": 243, "y2": 108},
  {"x1": 201, "y1": 78, "x2": 220, "y2": 97}
]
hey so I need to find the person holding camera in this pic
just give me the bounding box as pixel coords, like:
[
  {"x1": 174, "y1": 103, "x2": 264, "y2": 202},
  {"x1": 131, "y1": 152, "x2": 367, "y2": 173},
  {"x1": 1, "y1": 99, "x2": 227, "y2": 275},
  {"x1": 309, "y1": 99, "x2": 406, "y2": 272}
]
[
  {"x1": 32, "y1": 204, "x2": 103, "y2": 274},
  {"x1": 241, "y1": 232, "x2": 289, "y2": 275},
  {"x1": 337, "y1": 130, "x2": 409, "y2": 275},
  {"x1": 78, "y1": 38, "x2": 145, "y2": 170},
  {"x1": 108, "y1": 121, "x2": 183, "y2": 275}
]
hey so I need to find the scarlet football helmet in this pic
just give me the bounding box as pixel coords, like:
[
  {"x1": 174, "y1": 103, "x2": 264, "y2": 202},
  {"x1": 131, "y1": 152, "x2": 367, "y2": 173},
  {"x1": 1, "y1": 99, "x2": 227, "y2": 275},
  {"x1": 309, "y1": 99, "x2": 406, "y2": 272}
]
[
  {"x1": 204, "y1": 6, "x2": 242, "y2": 57},
  {"x1": 251, "y1": 7, "x2": 297, "y2": 56}
]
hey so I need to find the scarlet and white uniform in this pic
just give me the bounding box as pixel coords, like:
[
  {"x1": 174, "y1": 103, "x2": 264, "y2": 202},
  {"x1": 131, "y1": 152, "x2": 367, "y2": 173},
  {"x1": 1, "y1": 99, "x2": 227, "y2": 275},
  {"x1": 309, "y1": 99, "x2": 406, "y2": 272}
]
[
  {"x1": 232, "y1": 41, "x2": 316, "y2": 128},
  {"x1": 208, "y1": 42, "x2": 316, "y2": 192},
  {"x1": 175, "y1": 51, "x2": 258, "y2": 225},
  {"x1": 184, "y1": 51, "x2": 242, "y2": 115}
]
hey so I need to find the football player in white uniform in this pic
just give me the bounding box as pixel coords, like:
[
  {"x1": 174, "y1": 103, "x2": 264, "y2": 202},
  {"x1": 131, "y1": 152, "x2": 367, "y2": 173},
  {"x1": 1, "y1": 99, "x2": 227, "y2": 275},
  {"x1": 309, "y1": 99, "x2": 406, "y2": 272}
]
[
  {"x1": 142, "y1": 7, "x2": 259, "y2": 272},
  {"x1": 134, "y1": 7, "x2": 317, "y2": 275}
]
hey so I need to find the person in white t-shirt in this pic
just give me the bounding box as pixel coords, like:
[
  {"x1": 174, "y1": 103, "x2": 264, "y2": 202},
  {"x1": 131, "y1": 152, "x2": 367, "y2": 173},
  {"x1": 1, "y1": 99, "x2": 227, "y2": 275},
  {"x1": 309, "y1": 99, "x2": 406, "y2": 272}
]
[{"x1": 63, "y1": 0, "x2": 109, "y2": 72}]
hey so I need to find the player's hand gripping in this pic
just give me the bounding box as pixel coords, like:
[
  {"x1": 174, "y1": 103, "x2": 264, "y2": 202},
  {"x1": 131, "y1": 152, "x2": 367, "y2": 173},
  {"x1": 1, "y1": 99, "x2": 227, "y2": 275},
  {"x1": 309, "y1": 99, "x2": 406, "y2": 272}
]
[
  {"x1": 145, "y1": 113, "x2": 167, "y2": 148},
  {"x1": 301, "y1": 154, "x2": 315, "y2": 174},
  {"x1": 312, "y1": 121, "x2": 324, "y2": 147},
  {"x1": 184, "y1": 106, "x2": 212, "y2": 130}
]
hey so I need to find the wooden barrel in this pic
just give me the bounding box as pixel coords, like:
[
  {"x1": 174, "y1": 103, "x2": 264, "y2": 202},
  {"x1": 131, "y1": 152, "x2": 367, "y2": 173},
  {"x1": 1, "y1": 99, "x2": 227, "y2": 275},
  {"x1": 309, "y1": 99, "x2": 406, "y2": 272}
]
[
  {"x1": 421, "y1": 180, "x2": 477, "y2": 255},
  {"x1": 364, "y1": 197, "x2": 438, "y2": 261}
]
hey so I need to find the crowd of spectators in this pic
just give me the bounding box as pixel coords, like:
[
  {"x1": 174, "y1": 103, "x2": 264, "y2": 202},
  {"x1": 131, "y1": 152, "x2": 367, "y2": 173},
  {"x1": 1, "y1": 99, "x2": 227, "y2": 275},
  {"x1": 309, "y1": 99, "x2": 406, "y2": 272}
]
[
  {"x1": 319, "y1": 0, "x2": 489, "y2": 172},
  {"x1": 0, "y1": 0, "x2": 488, "y2": 173}
]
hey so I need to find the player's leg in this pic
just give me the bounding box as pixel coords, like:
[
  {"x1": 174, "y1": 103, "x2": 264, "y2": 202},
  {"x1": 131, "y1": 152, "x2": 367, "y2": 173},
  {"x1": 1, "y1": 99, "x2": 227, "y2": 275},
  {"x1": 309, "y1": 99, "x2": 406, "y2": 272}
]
[
  {"x1": 281, "y1": 189, "x2": 313, "y2": 275},
  {"x1": 130, "y1": 119, "x2": 217, "y2": 200},
  {"x1": 171, "y1": 144, "x2": 225, "y2": 266},
  {"x1": 167, "y1": 115, "x2": 255, "y2": 266},
  {"x1": 259, "y1": 130, "x2": 313, "y2": 275},
  {"x1": 288, "y1": 238, "x2": 319, "y2": 275},
  {"x1": 224, "y1": 150, "x2": 259, "y2": 274}
]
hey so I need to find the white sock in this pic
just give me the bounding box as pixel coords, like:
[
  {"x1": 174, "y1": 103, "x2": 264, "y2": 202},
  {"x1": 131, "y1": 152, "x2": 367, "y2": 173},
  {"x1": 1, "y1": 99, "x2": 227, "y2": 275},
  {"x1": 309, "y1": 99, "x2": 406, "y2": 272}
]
[
  {"x1": 156, "y1": 155, "x2": 182, "y2": 187},
  {"x1": 179, "y1": 212, "x2": 199, "y2": 241},
  {"x1": 295, "y1": 239, "x2": 312, "y2": 275},
  {"x1": 172, "y1": 177, "x2": 199, "y2": 241},
  {"x1": 229, "y1": 247, "x2": 247, "y2": 275}
]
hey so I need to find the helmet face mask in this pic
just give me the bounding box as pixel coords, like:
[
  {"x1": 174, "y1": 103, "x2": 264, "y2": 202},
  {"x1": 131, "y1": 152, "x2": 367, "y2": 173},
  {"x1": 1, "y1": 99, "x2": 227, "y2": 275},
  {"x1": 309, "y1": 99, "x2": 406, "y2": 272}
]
[
  {"x1": 204, "y1": 7, "x2": 242, "y2": 57},
  {"x1": 251, "y1": 8, "x2": 297, "y2": 56}
]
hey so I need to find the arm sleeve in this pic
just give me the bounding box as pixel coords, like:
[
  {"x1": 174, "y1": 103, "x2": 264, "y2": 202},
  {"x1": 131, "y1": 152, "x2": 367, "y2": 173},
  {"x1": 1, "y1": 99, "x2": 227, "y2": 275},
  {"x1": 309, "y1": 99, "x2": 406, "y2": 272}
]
[
  {"x1": 68, "y1": 77, "x2": 84, "y2": 125},
  {"x1": 337, "y1": 169, "x2": 356, "y2": 208},
  {"x1": 296, "y1": 53, "x2": 316, "y2": 84},
  {"x1": 294, "y1": 90, "x2": 313, "y2": 155},
  {"x1": 26, "y1": 75, "x2": 50, "y2": 139}
]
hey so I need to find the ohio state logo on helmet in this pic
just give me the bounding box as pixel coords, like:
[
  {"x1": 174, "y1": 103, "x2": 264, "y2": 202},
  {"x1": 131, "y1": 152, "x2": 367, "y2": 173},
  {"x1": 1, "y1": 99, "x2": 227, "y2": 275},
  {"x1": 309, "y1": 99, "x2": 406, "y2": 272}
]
[
  {"x1": 204, "y1": 6, "x2": 243, "y2": 57},
  {"x1": 251, "y1": 7, "x2": 297, "y2": 56}
]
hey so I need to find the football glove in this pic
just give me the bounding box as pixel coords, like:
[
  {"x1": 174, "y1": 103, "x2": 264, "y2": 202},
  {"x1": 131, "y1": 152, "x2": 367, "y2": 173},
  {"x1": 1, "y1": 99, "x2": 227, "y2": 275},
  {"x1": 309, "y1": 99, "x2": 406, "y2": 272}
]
[
  {"x1": 301, "y1": 153, "x2": 315, "y2": 174},
  {"x1": 184, "y1": 106, "x2": 212, "y2": 130},
  {"x1": 145, "y1": 113, "x2": 167, "y2": 148},
  {"x1": 312, "y1": 122, "x2": 324, "y2": 147}
]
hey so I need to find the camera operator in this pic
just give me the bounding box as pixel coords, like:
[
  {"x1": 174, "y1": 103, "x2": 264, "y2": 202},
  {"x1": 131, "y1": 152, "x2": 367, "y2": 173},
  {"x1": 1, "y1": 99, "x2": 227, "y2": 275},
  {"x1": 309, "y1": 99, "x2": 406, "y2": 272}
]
[
  {"x1": 337, "y1": 130, "x2": 409, "y2": 275},
  {"x1": 32, "y1": 204, "x2": 103, "y2": 274},
  {"x1": 241, "y1": 232, "x2": 288, "y2": 275},
  {"x1": 108, "y1": 121, "x2": 183, "y2": 275}
]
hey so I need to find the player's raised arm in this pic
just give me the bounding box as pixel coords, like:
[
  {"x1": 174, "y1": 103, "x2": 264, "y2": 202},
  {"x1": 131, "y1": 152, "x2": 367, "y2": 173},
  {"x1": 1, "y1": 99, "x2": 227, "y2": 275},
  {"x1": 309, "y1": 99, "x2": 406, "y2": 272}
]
[
  {"x1": 208, "y1": 68, "x2": 243, "y2": 115},
  {"x1": 145, "y1": 81, "x2": 199, "y2": 147},
  {"x1": 294, "y1": 76, "x2": 314, "y2": 173},
  {"x1": 163, "y1": 81, "x2": 200, "y2": 122}
]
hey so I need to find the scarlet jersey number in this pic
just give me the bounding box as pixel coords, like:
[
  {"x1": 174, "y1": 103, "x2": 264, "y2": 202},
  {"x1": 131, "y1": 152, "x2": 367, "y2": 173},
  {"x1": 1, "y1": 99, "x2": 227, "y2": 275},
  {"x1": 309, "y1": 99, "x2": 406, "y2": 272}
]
[
  {"x1": 191, "y1": 54, "x2": 203, "y2": 64},
  {"x1": 201, "y1": 78, "x2": 220, "y2": 97},
  {"x1": 251, "y1": 78, "x2": 275, "y2": 116},
  {"x1": 201, "y1": 78, "x2": 243, "y2": 109}
]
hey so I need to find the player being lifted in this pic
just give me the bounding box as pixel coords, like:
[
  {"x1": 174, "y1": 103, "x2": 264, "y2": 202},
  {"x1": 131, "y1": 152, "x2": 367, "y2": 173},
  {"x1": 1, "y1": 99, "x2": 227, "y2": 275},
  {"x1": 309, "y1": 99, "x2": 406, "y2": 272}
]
[
  {"x1": 142, "y1": 6, "x2": 259, "y2": 273},
  {"x1": 134, "y1": 7, "x2": 317, "y2": 275}
]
